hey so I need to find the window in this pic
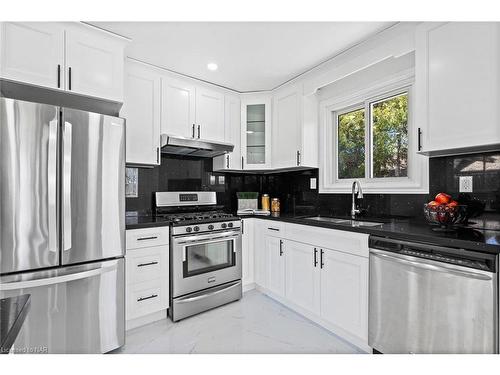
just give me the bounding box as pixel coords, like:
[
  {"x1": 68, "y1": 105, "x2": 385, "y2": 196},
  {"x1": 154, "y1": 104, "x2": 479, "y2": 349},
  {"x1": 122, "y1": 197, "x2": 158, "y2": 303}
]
[{"x1": 336, "y1": 92, "x2": 408, "y2": 180}]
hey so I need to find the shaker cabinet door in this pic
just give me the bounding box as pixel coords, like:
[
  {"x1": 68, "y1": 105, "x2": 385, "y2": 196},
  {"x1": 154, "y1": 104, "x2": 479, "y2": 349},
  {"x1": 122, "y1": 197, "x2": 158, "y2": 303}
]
[
  {"x1": 161, "y1": 77, "x2": 196, "y2": 138},
  {"x1": 0, "y1": 22, "x2": 64, "y2": 89}
]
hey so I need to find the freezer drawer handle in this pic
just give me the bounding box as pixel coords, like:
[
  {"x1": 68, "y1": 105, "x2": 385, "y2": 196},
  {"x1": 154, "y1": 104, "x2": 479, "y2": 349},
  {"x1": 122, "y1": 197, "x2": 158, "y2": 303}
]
[
  {"x1": 370, "y1": 249, "x2": 493, "y2": 280},
  {"x1": 0, "y1": 261, "x2": 119, "y2": 291},
  {"x1": 137, "y1": 236, "x2": 158, "y2": 241},
  {"x1": 137, "y1": 261, "x2": 158, "y2": 268},
  {"x1": 137, "y1": 294, "x2": 158, "y2": 302}
]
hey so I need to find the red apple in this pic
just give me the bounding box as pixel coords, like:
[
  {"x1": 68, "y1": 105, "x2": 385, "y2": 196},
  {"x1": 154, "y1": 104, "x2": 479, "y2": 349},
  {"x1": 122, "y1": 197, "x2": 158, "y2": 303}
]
[
  {"x1": 447, "y1": 200, "x2": 458, "y2": 208},
  {"x1": 435, "y1": 193, "x2": 452, "y2": 204}
]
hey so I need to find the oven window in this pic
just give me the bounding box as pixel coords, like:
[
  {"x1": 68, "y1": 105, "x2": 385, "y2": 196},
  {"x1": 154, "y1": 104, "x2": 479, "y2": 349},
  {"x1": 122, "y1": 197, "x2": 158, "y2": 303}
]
[{"x1": 184, "y1": 239, "x2": 235, "y2": 277}]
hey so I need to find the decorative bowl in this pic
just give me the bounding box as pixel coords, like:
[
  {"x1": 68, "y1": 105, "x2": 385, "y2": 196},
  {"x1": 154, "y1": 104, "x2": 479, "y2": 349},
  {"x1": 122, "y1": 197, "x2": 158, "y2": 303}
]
[{"x1": 423, "y1": 203, "x2": 468, "y2": 230}]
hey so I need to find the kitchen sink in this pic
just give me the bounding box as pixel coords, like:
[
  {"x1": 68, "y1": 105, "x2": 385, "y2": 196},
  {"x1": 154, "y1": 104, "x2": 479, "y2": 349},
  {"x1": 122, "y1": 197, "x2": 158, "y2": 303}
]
[{"x1": 304, "y1": 216, "x2": 384, "y2": 228}]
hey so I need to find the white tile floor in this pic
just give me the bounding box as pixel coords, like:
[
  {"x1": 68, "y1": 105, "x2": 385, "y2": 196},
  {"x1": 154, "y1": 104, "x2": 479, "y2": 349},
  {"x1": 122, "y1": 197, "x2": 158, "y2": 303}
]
[{"x1": 113, "y1": 290, "x2": 363, "y2": 354}]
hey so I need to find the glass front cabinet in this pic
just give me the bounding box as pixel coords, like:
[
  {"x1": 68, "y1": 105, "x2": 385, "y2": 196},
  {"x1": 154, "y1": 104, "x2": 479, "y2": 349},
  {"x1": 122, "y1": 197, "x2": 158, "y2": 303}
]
[{"x1": 241, "y1": 95, "x2": 272, "y2": 170}]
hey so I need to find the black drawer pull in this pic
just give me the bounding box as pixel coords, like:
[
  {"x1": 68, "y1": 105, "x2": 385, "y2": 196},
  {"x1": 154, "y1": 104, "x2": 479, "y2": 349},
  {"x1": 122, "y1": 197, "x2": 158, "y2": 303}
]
[
  {"x1": 137, "y1": 294, "x2": 158, "y2": 302},
  {"x1": 137, "y1": 236, "x2": 158, "y2": 241},
  {"x1": 137, "y1": 261, "x2": 159, "y2": 268},
  {"x1": 268, "y1": 227, "x2": 280, "y2": 231}
]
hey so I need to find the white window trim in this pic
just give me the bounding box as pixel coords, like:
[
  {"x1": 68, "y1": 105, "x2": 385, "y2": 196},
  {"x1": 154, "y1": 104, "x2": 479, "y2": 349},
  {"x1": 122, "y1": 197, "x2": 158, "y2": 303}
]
[{"x1": 319, "y1": 70, "x2": 429, "y2": 194}]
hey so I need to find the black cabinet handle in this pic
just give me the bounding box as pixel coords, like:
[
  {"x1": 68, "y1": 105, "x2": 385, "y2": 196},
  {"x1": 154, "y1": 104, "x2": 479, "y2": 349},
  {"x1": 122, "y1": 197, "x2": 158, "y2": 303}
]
[
  {"x1": 268, "y1": 227, "x2": 280, "y2": 231},
  {"x1": 68, "y1": 67, "x2": 72, "y2": 90},
  {"x1": 197, "y1": 125, "x2": 201, "y2": 138},
  {"x1": 297, "y1": 150, "x2": 301, "y2": 166},
  {"x1": 418, "y1": 128, "x2": 422, "y2": 151},
  {"x1": 137, "y1": 294, "x2": 158, "y2": 302},
  {"x1": 313, "y1": 248, "x2": 318, "y2": 267},
  {"x1": 241, "y1": 156, "x2": 244, "y2": 169},
  {"x1": 156, "y1": 147, "x2": 160, "y2": 164},
  {"x1": 137, "y1": 261, "x2": 159, "y2": 268},
  {"x1": 137, "y1": 236, "x2": 158, "y2": 241},
  {"x1": 279, "y1": 240, "x2": 284, "y2": 256},
  {"x1": 57, "y1": 64, "x2": 61, "y2": 88},
  {"x1": 241, "y1": 220, "x2": 244, "y2": 235},
  {"x1": 192, "y1": 124, "x2": 195, "y2": 138},
  {"x1": 320, "y1": 249, "x2": 324, "y2": 269},
  {"x1": 226, "y1": 155, "x2": 230, "y2": 169}
]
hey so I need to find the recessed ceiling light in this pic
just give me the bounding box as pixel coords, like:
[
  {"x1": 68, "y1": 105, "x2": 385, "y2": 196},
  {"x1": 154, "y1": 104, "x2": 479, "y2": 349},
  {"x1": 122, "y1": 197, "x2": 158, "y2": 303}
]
[{"x1": 207, "y1": 63, "x2": 218, "y2": 71}]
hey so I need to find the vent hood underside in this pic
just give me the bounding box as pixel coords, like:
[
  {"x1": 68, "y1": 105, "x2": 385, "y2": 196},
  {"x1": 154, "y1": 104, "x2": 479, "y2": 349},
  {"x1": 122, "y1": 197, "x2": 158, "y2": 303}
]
[{"x1": 160, "y1": 134, "x2": 234, "y2": 158}]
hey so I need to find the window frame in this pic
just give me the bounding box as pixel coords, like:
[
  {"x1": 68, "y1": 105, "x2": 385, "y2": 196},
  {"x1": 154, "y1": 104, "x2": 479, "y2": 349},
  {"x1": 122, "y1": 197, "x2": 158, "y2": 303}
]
[{"x1": 319, "y1": 74, "x2": 429, "y2": 194}]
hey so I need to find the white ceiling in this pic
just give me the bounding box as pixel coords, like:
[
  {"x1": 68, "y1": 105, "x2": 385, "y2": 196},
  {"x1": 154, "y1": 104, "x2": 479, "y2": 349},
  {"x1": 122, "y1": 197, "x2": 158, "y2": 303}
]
[{"x1": 91, "y1": 22, "x2": 395, "y2": 92}]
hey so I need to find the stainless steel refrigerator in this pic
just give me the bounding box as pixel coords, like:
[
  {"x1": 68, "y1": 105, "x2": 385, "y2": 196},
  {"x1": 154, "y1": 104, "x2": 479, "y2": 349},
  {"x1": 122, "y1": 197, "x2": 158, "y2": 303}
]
[{"x1": 0, "y1": 97, "x2": 125, "y2": 353}]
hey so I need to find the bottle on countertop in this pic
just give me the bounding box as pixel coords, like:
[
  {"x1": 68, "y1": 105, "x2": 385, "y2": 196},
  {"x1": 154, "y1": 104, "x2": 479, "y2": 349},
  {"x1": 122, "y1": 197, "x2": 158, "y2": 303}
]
[
  {"x1": 271, "y1": 198, "x2": 280, "y2": 213},
  {"x1": 261, "y1": 194, "x2": 270, "y2": 211}
]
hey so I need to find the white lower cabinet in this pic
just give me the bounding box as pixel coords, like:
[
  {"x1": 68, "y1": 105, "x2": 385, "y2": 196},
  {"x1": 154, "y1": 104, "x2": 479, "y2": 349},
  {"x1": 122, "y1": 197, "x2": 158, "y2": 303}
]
[
  {"x1": 265, "y1": 235, "x2": 286, "y2": 298},
  {"x1": 284, "y1": 241, "x2": 320, "y2": 315},
  {"x1": 241, "y1": 218, "x2": 255, "y2": 289},
  {"x1": 319, "y1": 247, "x2": 369, "y2": 343},
  {"x1": 125, "y1": 227, "x2": 169, "y2": 329},
  {"x1": 254, "y1": 220, "x2": 370, "y2": 351}
]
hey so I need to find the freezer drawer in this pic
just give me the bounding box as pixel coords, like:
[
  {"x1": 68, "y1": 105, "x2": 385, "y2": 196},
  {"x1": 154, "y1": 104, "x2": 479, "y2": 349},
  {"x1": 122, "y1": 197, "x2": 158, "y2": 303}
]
[
  {"x1": 0, "y1": 258, "x2": 125, "y2": 354},
  {"x1": 369, "y1": 248, "x2": 498, "y2": 354}
]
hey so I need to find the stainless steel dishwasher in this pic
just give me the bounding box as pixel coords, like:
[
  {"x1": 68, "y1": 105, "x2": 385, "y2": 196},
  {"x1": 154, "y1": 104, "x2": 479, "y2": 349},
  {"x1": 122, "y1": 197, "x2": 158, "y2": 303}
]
[{"x1": 369, "y1": 236, "x2": 498, "y2": 354}]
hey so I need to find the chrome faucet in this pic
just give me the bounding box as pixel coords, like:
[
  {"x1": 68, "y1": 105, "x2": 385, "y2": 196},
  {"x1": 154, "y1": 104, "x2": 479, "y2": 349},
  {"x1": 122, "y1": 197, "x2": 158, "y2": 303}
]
[{"x1": 351, "y1": 180, "x2": 364, "y2": 219}]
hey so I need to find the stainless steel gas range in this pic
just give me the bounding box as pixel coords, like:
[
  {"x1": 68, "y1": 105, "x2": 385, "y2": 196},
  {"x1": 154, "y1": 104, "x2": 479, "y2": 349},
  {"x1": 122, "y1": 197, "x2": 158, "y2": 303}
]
[{"x1": 155, "y1": 191, "x2": 242, "y2": 322}]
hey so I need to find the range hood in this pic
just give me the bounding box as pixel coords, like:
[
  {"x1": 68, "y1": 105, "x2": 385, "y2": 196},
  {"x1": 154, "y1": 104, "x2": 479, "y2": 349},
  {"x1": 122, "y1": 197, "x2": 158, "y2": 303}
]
[{"x1": 160, "y1": 134, "x2": 234, "y2": 158}]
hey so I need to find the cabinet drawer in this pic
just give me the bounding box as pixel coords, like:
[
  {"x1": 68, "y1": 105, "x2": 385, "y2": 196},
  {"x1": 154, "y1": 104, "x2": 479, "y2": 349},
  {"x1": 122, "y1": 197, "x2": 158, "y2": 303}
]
[
  {"x1": 261, "y1": 221, "x2": 285, "y2": 237},
  {"x1": 126, "y1": 227, "x2": 169, "y2": 250},
  {"x1": 285, "y1": 223, "x2": 369, "y2": 258},
  {"x1": 126, "y1": 279, "x2": 168, "y2": 320},
  {"x1": 126, "y1": 246, "x2": 168, "y2": 284}
]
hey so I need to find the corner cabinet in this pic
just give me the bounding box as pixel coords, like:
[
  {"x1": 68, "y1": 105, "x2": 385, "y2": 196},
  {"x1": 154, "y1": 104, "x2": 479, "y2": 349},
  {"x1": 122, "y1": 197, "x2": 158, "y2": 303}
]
[
  {"x1": 241, "y1": 95, "x2": 272, "y2": 170},
  {"x1": 0, "y1": 22, "x2": 127, "y2": 102},
  {"x1": 213, "y1": 94, "x2": 241, "y2": 171},
  {"x1": 416, "y1": 22, "x2": 500, "y2": 155},
  {"x1": 121, "y1": 60, "x2": 161, "y2": 166}
]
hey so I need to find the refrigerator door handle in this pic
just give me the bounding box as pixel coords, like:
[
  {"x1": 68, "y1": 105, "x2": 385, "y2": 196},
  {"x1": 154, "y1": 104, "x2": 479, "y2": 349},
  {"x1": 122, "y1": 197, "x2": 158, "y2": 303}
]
[
  {"x1": 0, "y1": 261, "x2": 118, "y2": 291},
  {"x1": 63, "y1": 121, "x2": 72, "y2": 251},
  {"x1": 48, "y1": 118, "x2": 58, "y2": 253}
]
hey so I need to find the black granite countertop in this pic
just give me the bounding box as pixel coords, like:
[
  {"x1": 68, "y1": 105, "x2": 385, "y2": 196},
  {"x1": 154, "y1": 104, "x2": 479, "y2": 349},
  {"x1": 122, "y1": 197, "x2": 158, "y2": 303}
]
[
  {"x1": 244, "y1": 213, "x2": 500, "y2": 254},
  {"x1": 125, "y1": 215, "x2": 171, "y2": 230},
  {"x1": 1, "y1": 294, "x2": 31, "y2": 354},
  {"x1": 125, "y1": 211, "x2": 500, "y2": 254}
]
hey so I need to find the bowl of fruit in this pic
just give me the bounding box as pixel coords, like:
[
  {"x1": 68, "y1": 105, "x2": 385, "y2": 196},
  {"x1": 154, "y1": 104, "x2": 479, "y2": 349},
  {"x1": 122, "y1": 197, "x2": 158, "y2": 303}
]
[{"x1": 424, "y1": 193, "x2": 468, "y2": 231}]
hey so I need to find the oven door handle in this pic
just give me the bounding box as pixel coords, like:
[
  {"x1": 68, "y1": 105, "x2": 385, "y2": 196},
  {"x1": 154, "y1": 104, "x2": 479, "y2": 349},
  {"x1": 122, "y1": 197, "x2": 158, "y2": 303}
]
[
  {"x1": 175, "y1": 280, "x2": 241, "y2": 304},
  {"x1": 175, "y1": 231, "x2": 241, "y2": 245}
]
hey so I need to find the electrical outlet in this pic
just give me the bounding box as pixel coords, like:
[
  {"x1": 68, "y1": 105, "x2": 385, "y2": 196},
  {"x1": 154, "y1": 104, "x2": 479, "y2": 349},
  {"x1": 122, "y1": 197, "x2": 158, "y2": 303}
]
[
  {"x1": 310, "y1": 178, "x2": 317, "y2": 190},
  {"x1": 459, "y1": 176, "x2": 473, "y2": 192}
]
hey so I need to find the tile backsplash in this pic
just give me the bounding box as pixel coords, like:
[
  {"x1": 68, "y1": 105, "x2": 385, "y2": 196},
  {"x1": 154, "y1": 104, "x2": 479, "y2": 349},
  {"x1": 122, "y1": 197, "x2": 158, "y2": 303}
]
[{"x1": 126, "y1": 151, "x2": 500, "y2": 219}]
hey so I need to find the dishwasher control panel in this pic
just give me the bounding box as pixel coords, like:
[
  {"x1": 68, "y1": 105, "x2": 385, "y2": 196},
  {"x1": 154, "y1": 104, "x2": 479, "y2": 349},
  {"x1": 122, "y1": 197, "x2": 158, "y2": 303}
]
[{"x1": 400, "y1": 248, "x2": 490, "y2": 271}]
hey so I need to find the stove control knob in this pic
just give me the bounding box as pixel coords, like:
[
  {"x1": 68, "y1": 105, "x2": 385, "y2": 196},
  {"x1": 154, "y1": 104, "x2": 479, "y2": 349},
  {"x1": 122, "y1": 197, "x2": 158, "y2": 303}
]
[
  {"x1": 208, "y1": 224, "x2": 214, "y2": 230},
  {"x1": 228, "y1": 222, "x2": 233, "y2": 228},
  {"x1": 221, "y1": 223, "x2": 227, "y2": 229},
  {"x1": 193, "y1": 226, "x2": 200, "y2": 232},
  {"x1": 186, "y1": 227, "x2": 192, "y2": 233}
]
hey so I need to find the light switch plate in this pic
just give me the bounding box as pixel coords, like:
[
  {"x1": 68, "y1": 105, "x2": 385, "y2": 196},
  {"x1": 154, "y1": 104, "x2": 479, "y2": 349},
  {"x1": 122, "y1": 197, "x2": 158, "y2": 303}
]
[
  {"x1": 459, "y1": 176, "x2": 473, "y2": 192},
  {"x1": 310, "y1": 178, "x2": 317, "y2": 190}
]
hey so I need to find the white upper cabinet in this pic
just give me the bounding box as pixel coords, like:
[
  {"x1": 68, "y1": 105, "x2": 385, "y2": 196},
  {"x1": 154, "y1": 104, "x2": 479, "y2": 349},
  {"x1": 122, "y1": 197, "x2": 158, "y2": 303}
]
[
  {"x1": 161, "y1": 77, "x2": 196, "y2": 138},
  {"x1": 121, "y1": 60, "x2": 161, "y2": 166},
  {"x1": 195, "y1": 87, "x2": 225, "y2": 141},
  {"x1": 272, "y1": 84, "x2": 319, "y2": 169},
  {"x1": 416, "y1": 22, "x2": 500, "y2": 155},
  {"x1": 241, "y1": 94, "x2": 272, "y2": 170},
  {"x1": 284, "y1": 240, "x2": 320, "y2": 315},
  {"x1": 0, "y1": 22, "x2": 64, "y2": 89},
  {"x1": 272, "y1": 86, "x2": 302, "y2": 169},
  {"x1": 65, "y1": 26, "x2": 125, "y2": 102},
  {"x1": 0, "y1": 22, "x2": 126, "y2": 102},
  {"x1": 213, "y1": 94, "x2": 241, "y2": 171}
]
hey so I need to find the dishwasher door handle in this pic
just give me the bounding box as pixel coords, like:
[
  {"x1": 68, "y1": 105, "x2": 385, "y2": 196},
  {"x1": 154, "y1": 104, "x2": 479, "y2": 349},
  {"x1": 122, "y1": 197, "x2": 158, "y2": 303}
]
[{"x1": 370, "y1": 249, "x2": 493, "y2": 281}]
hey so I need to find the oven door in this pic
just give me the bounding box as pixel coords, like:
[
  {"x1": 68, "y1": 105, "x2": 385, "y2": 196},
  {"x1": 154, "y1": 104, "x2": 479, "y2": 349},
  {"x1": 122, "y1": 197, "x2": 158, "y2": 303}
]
[{"x1": 172, "y1": 229, "x2": 242, "y2": 297}]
